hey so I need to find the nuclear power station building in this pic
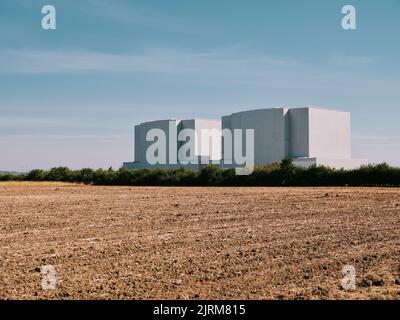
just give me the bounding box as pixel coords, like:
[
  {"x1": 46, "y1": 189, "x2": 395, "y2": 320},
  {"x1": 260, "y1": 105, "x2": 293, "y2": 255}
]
[
  {"x1": 123, "y1": 107, "x2": 368, "y2": 170},
  {"x1": 124, "y1": 118, "x2": 221, "y2": 170},
  {"x1": 222, "y1": 107, "x2": 367, "y2": 169}
]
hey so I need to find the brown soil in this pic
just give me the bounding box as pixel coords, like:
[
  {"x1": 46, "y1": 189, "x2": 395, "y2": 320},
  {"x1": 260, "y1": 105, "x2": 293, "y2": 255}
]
[{"x1": 0, "y1": 182, "x2": 399, "y2": 300}]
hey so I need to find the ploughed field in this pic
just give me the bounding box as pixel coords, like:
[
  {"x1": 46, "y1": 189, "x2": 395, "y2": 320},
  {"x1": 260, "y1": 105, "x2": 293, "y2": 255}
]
[{"x1": 0, "y1": 182, "x2": 399, "y2": 300}]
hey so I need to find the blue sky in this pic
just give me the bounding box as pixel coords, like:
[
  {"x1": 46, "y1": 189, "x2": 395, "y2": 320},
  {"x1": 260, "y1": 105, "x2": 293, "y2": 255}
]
[{"x1": 0, "y1": 0, "x2": 399, "y2": 171}]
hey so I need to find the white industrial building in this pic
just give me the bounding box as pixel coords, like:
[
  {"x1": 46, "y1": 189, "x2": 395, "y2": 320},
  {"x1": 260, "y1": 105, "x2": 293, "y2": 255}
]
[
  {"x1": 124, "y1": 106, "x2": 368, "y2": 170},
  {"x1": 222, "y1": 107, "x2": 367, "y2": 169},
  {"x1": 124, "y1": 118, "x2": 221, "y2": 170}
]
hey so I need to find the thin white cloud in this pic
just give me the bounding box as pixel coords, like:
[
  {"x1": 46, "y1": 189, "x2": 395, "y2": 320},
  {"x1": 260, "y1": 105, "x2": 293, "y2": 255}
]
[
  {"x1": 81, "y1": 0, "x2": 188, "y2": 32},
  {"x1": 329, "y1": 54, "x2": 374, "y2": 66},
  {"x1": 0, "y1": 116, "x2": 72, "y2": 126},
  {"x1": 352, "y1": 133, "x2": 391, "y2": 141},
  {"x1": 0, "y1": 116, "x2": 129, "y2": 130},
  {"x1": 0, "y1": 133, "x2": 131, "y2": 143},
  {"x1": 0, "y1": 48, "x2": 298, "y2": 76}
]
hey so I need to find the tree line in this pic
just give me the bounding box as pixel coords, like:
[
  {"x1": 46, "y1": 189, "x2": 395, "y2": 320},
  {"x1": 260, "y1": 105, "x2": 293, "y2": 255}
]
[{"x1": 1, "y1": 159, "x2": 399, "y2": 187}]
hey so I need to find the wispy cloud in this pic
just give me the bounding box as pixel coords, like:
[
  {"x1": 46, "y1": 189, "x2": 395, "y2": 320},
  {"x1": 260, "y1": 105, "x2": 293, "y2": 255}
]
[
  {"x1": 81, "y1": 0, "x2": 188, "y2": 32},
  {"x1": 0, "y1": 133, "x2": 131, "y2": 143},
  {"x1": 329, "y1": 54, "x2": 374, "y2": 66},
  {"x1": 352, "y1": 133, "x2": 391, "y2": 141},
  {"x1": 1, "y1": 47, "x2": 398, "y2": 97},
  {"x1": 0, "y1": 116, "x2": 128, "y2": 130},
  {"x1": 1, "y1": 0, "x2": 187, "y2": 31},
  {"x1": 0, "y1": 48, "x2": 298, "y2": 76},
  {"x1": 0, "y1": 116, "x2": 72, "y2": 126}
]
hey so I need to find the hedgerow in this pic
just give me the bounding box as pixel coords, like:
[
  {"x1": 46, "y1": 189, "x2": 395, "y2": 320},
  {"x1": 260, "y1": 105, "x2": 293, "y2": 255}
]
[{"x1": 1, "y1": 160, "x2": 399, "y2": 187}]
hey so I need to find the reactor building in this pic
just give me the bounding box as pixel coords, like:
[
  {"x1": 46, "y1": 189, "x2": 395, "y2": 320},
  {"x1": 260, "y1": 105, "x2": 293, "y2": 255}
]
[
  {"x1": 123, "y1": 106, "x2": 368, "y2": 170},
  {"x1": 124, "y1": 118, "x2": 222, "y2": 170}
]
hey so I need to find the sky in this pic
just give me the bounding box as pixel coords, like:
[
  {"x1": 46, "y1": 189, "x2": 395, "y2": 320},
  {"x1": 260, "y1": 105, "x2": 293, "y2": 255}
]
[{"x1": 0, "y1": 0, "x2": 399, "y2": 171}]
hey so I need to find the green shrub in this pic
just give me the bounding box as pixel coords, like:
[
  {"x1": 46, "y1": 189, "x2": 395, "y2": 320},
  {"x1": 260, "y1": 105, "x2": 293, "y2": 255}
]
[
  {"x1": 25, "y1": 169, "x2": 46, "y2": 181},
  {"x1": 46, "y1": 167, "x2": 72, "y2": 181}
]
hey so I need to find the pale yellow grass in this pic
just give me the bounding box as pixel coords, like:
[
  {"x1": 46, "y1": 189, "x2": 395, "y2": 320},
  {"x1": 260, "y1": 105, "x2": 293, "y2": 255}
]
[{"x1": 0, "y1": 181, "x2": 77, "y2": 187}]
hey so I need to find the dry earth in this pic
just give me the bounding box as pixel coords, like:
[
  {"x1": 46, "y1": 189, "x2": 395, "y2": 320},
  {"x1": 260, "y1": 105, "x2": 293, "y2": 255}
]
[{"x1": 0, "y1": 182, "x2": 399, "y2": 300}]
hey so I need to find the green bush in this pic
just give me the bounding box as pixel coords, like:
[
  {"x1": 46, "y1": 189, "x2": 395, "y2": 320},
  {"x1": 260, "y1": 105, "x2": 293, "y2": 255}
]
[
  {"x1": 198, "y1": 165, "x2": 223, "y2": 186},
  {"x1": 25, "y1": 169, "x2": 46, "y2": 181},
  {"x1": 45, "y1": 167, "x2": 72, "y2": 182}
]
